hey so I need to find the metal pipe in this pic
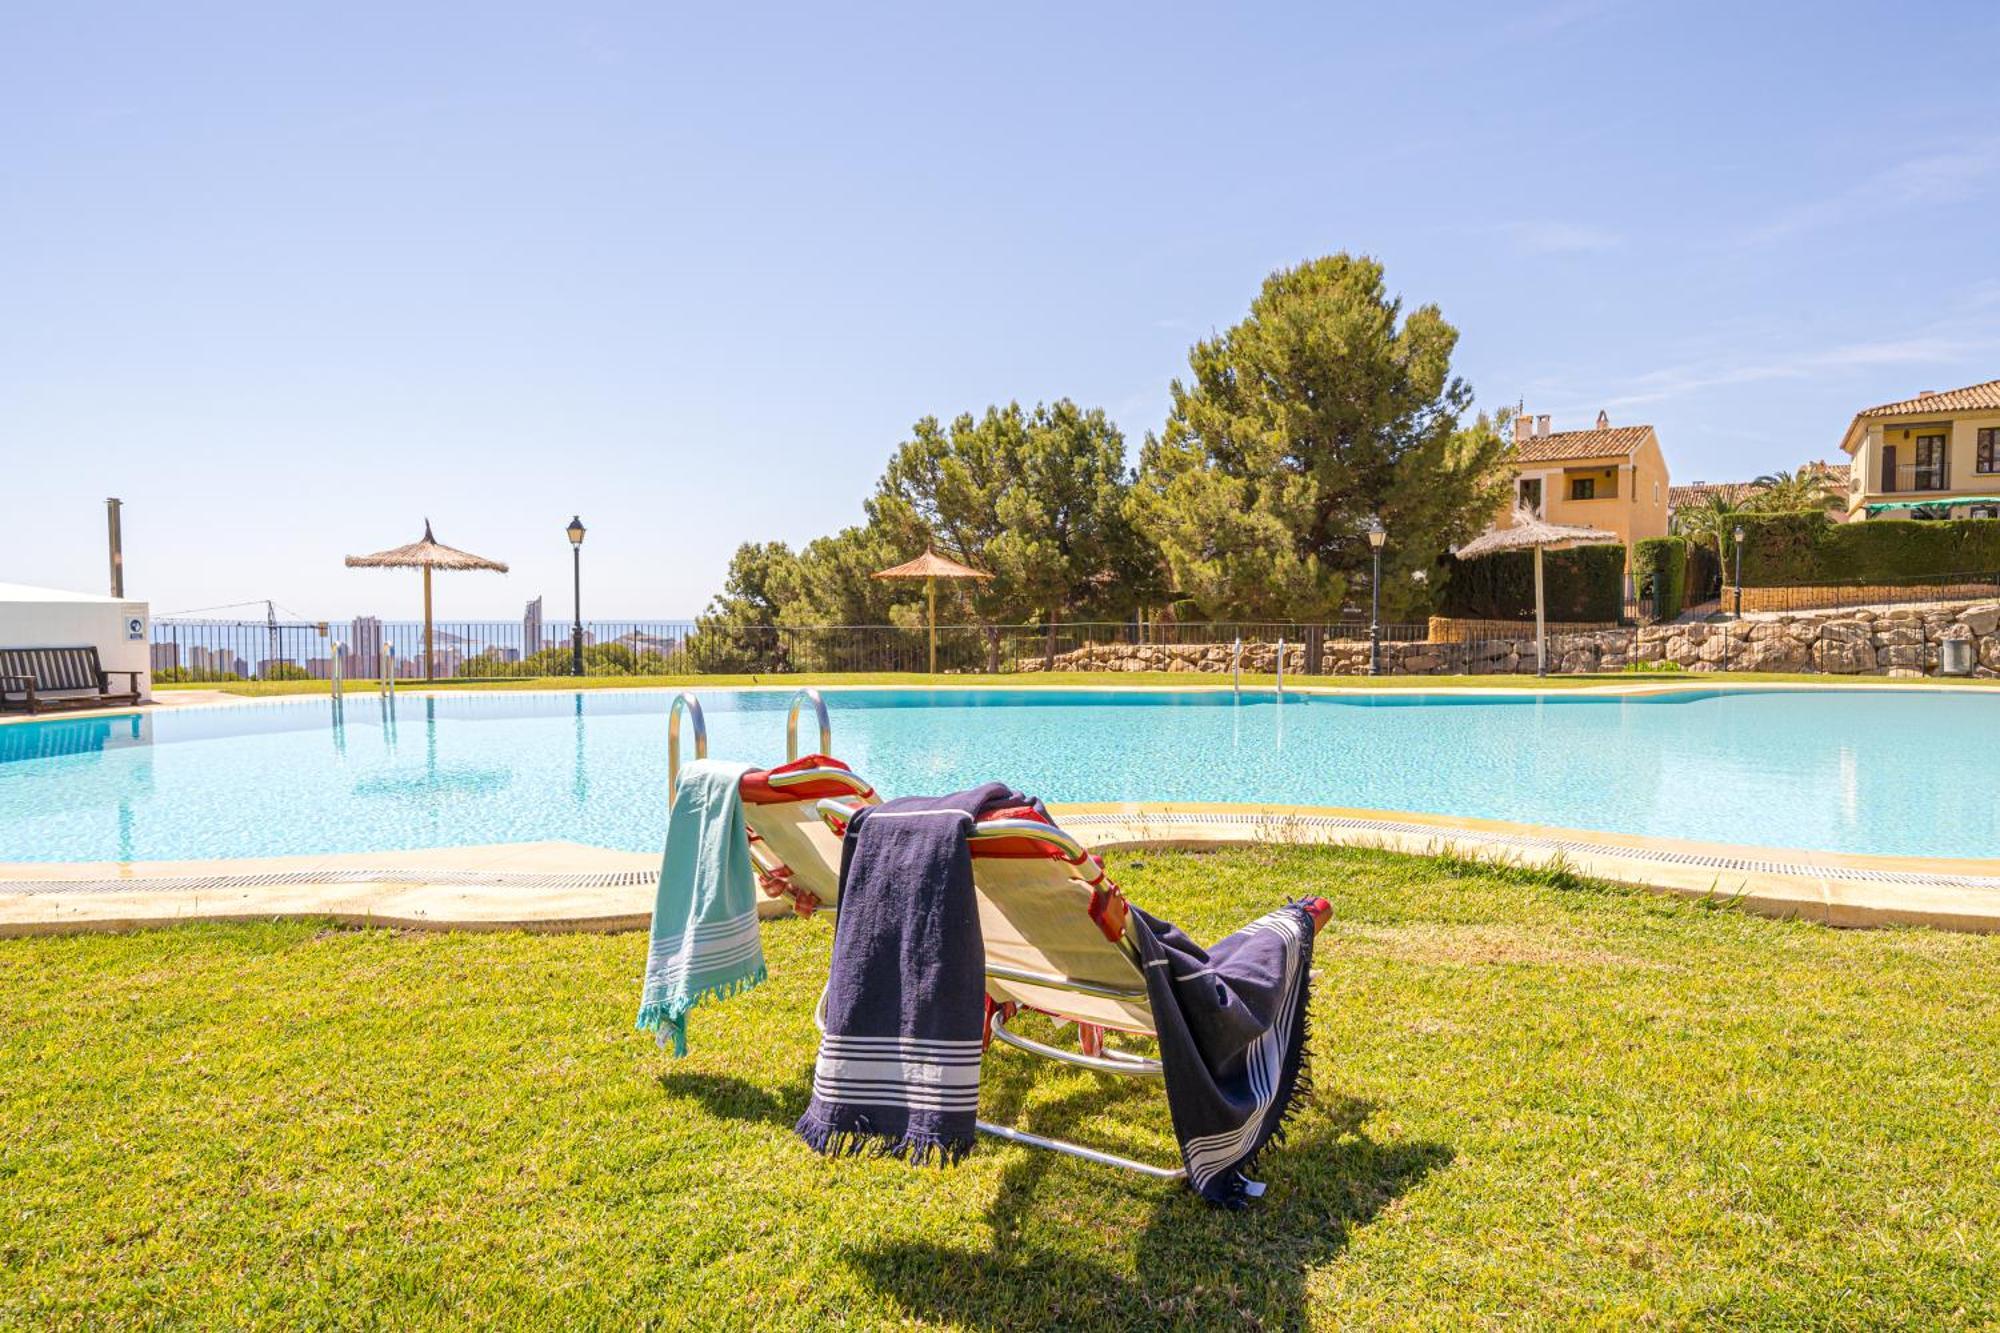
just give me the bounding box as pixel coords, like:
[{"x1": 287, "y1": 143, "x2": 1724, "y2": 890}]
[
  {"x1": 987, "y1": 1008, "x2": 1164, "y2": 1079},
  {"x1": 1275, "y1": 637, "x2": 1285, "y2": 695},
  {"x1": 786, "y1": 688, "x2": 831, "y2": 761},
  {"x1": 667, "y1": 692, "x2": 708, "y2": 803},
  {"x1": 972, "y1": 1119, "x2": 1186, "y2": 1179},
  {"x1": 1231, "y1": 636, "x2": 1242, "y2": 699},
  {"x1": 105, "y1": 498, "x2": 124, "y2": 598},
  {"x1": 330, "y1": 640, "x2": 344, "y2": 702}
]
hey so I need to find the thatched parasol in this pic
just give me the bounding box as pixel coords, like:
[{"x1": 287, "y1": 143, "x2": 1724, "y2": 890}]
[
  {"x1": 872, "y1": 548, "x2": 991, "y2": 674},
  {"x1": 345, "y1": 520, "x2": 509, "y2": 680},
  {"x1": 1453, "y1": 510, "x2": 1619, "y2": 675}
]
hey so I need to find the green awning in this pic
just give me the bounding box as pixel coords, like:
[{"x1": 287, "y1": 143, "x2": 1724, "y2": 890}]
[{"x1": 1862, "y1": 496, "x2": 2000, "y2": 516}]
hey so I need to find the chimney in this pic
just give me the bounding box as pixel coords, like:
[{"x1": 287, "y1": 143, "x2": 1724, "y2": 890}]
[
  {"x1": 1513, "y1": 413, "x2": 1533, "y2": 444},
  {"x1": 1596, "y1": 409, "x2": 1610, "y2": 430},
  {"x1": 1536, "y1": 414, "x2": 1551, "y2": 438}
]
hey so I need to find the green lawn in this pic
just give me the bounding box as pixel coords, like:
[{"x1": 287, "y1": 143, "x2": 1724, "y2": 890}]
[
  {"x1": 152, "y1": 669, "x2": 2000, "y2": 697},
  {"x1": 6, "y1": 846, "x2": 1999, "y2": 1329}
]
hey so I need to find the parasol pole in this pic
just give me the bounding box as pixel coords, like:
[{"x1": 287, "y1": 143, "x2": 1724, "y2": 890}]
[
  {"x1": 927, "y1": 575, "x2": 937, "y2": 675},
  {"x1": 1533, "y1": 545, "x2": 1547, "y2": 676},
  {"x1": 423, "y1": 566, "x2": 435, "y2": 681}
]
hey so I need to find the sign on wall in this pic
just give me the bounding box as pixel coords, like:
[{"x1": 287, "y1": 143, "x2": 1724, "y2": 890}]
[{"x1": 126, "y1": 615, "x2": 146, "y2": 642}]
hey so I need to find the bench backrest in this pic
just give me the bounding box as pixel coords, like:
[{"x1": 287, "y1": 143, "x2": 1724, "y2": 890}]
[{"x1": 0, "y1": 647, "x2": 107, "y2": 692}]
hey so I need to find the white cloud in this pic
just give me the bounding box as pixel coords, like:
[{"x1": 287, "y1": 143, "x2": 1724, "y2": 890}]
[
  {"x1": 1738, "y1": 139, "x2": 2000, "y2": 246},
  {"x1": 1586, "y1": 334, "x2": 1990, "y2": 413}
]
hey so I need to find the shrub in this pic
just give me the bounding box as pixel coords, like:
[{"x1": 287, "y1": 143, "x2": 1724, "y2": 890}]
[
  {"x1": 1437, "y1": 544, "x2": 1626, "y2": 622},
  {"x1": 1735, "y1": 510, "x2": 2000, "y2": 585},
  {"x1": 1633, "y1": 536, "x2": 1687, "y2": 621},
  {"x1": 261, "y1": 663, "x2": 311, "y2": 682}
]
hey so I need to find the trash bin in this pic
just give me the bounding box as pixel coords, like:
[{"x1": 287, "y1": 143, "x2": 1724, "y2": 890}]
[{"x1": 1940, "y1": 637, "x2": 1975, "y2": 676}]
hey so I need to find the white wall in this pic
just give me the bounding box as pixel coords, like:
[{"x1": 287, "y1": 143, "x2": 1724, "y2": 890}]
[{"x1": 0, "y1": 588, "x2": 153, "y2": 702}]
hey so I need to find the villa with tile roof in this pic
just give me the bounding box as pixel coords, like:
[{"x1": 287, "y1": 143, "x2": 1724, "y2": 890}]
[
  {"x1": 1667, "y1": 459, "x2": 1851, "y2": 522},
  {"x1": 1501, "y1": 410, "x2": 1671, "y2": 574},
  {"x1": 1838, "y1": 378, "x2": 2000, "y2": 520}
]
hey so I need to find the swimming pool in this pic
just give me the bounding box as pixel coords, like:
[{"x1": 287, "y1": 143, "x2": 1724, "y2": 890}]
[{"x1": 1, "y1": 687, "x2": 1994, "y2": 863}]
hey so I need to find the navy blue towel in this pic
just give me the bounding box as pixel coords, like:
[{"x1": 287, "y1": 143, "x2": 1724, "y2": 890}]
[
  {"x1": 794, "y1": 783, "x2": 1016, "y2": 1165},
  {"x1": 1130, "y1": 900, "x2": 1319, "y2": 1206}
]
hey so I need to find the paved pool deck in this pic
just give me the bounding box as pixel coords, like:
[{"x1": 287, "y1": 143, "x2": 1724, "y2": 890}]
[
  {"x1": 4, "y1": 803, "x2": 1998, "y2": 937},
  {"x1": 5, "y1": 681, "x2": 1999, "y2": 936}
]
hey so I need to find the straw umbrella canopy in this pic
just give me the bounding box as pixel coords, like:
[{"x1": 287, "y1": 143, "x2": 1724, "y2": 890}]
[
  {"x1": 1452, "y1": 510, "x2": 1619, "y2": 675},
  {"x1": 871, "y1": 548, "x2": 992, "y2": 674},
  {"x1": 345, "y1": 520, "x2": 509, "y2": 680}
]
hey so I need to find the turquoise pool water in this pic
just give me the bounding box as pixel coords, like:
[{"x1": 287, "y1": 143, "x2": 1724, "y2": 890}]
[{"x1": 1, "y1": 687, "x2": 1994, "y2": 862}]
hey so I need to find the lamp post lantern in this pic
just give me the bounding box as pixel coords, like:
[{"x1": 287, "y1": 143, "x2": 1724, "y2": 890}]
[
  {"x1": 1731, "y1": 524, "x2": 1745, "y2": 620},
  {"x1": 1365, "y1": 516, "x2": 1387, "y2": 675},
  {"x1": 567, "y1": 516, "x2": 587, "y2": 677}
]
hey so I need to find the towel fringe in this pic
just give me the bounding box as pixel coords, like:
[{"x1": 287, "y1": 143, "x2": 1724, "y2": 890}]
[
  {"x1": 635, "y1": 962, "x2": 770, "y2": 1058},
  {"x1": 794, "y1": 1113, "x2": 974, "y2": 1168}
]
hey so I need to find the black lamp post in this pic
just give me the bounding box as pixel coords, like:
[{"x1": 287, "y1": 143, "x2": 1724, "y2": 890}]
[
  {"x1": 1731, "y1": 524, "x2": 1745, "y2": 620},
  {"x1": 1366, "y1": 516, "x2": 1387, "y2": 675},
  {"x1": 567, "y1": 516, "x2": 587, "y2": 676}
]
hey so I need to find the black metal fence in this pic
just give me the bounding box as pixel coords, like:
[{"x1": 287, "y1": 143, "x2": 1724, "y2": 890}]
[
  {"x1": 149, "y1": 619, "x2": 700, "y2": 682},
  {"x1": 150, "y1": 601, "x2": 1997, "y2": 683},
  {"x1": 1717, "y1": 570, "x2": 2000, "y2": 616}
]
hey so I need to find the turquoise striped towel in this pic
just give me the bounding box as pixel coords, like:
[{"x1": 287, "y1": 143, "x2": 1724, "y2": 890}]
[{"x1": 636, "y1": 757, "x2": 761, "y2": 1057}]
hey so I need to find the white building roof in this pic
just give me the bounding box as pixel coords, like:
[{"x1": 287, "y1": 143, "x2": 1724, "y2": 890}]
[{"x1": 0, "y1": 581, "x2": 139, "y2": 605}]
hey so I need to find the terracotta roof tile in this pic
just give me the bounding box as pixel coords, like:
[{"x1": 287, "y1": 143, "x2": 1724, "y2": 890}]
[
  {"x1": 1510, "y1": 425, "x2": 1655, "y2": 463},
  {"x1": 1854, "y1": 378, "x2": 2000, "y2": 418}
]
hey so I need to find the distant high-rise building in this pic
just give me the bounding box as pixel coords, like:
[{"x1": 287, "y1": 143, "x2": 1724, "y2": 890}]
[
  {"x1": 523, "y1": 597, "x2": 543, "y2": 659},
  {"x1": 349, "y1": 616, "x2": 384, "y2": 677},
  {"x1": 150, "y1": 643, "x2": 180, "y2": 672}
]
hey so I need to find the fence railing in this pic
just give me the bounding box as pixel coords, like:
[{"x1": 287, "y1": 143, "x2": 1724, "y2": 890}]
[
  {"x1": 149, "y1": 597, "x2": 1998, "y2": 683},
  {"x1": 1718, "y1": 570, "x2": 2000, "y2": 615}
]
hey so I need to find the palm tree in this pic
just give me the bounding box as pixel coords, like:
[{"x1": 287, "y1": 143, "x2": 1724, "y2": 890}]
[
  {"x1": 1748, "y1": 465, "x2": 1841, "y2": 513},
  {"x1": 1672, "y1": 491, "x2": 1739, "y2": 601}
]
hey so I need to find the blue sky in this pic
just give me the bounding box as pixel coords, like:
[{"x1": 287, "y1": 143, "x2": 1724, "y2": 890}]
[{"x1": 4, "y1": 1, "x2": 1997, "y2": 620}]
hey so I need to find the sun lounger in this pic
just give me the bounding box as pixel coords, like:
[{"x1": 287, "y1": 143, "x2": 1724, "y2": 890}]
[{"x1": 815, "y1": 794, "x2": 1331, "y2": 1180}]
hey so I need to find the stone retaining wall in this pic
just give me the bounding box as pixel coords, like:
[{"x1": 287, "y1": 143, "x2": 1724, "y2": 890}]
[{"x1": 1022, "y1": 600, "x2": 2000, "y2": 677}]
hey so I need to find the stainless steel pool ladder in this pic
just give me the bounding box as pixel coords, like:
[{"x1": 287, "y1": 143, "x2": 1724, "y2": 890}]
[
  {"x1": 666, "y1": 692, "x2": 707, "y2": 803},
  {"x1": 1231, "y1": 637, "x2": 1242, "y2": 699},
  {"x1": 380, "y1": 648, "x2": 395, "y2": 702},
  {"x1": 786, "y1": 688, "x2": 831, "y2": 761},
  {"x1": 1275, "y1": 637, "x2": 1285, "y2": 696},
  {"x1": 330, "y1": 641, "x2": 345, "y2": 702}
]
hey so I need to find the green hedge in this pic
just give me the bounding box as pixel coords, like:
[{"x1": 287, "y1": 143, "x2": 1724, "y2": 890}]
[
  {"x1": 1735, "y1": 511, "x2": 2000, "y2": 585},
  {"x1": 1438, "y1": 544, "x2": 1626, "y2": 622},
  {"x1": 1633, "y1": 536, "x2": 1687, "y2": 621}
]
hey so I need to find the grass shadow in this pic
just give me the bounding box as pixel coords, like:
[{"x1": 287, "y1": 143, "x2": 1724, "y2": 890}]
[
  {"x1": 655, "y1": 1070, "x2": 813, "y2": 1127},
  {"x1": 849, "y1": 1083, "x2": 1451, "y2": 1331}
]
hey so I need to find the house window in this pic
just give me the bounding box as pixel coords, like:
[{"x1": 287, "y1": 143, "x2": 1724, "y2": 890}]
[
  {"x1": 1970, "y1": 504, "x2": 2000, "y2": 520},
  {"x1": 1570, "y1": 477, "x2": 1596, "y2": 501},
  {"x1": 1979, "y1": 428, "x2": 1999, "y2": 474},
  {"x1": 1914, "y1": 434, "x2": 1946, "y2": 490},
  {"x1": 1517, "y1": 477, "x2": 1543, "y2": 516}
]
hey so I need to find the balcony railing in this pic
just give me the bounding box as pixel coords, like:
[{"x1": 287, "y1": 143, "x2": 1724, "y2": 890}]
[{"x1": 1883, "y1": 461, "x2": 1948, "y2": 493}]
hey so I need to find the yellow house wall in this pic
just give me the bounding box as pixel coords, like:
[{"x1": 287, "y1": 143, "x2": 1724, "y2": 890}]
[
  {"x1": 1503, "y1": 430, "x2": 1671, "y2": 567},
  {"x1": 1847, "y1": 410, "x2": 2000, "y2": 515}
]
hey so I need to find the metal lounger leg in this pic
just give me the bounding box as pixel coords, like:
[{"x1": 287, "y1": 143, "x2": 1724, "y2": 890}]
[
  {"x1": 973, "y1": 1119, "x2": 1186, "y2": 1180},
  {"x1": 977, "y1": 1008, "x2": 1185, "y2": 1180}
]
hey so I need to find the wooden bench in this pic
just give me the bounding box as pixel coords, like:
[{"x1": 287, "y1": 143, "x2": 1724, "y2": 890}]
[{"x1": 0, "y1": 647, "x2": 144, "y2": 715}]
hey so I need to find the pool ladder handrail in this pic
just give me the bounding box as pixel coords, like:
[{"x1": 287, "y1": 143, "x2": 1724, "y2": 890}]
[
  {"x1": 786, "y1": 688, "x2": 831, "y2": 762},
  {"x1": 380, "y1": 647, "x2": 395, "y2": 702},
  {"x1": 667, "y1": 692, "x2": 707, "y2": 803},
  {"x1": 1231, "y1": 637, "x2": 1242, "y2": 699},
  {"x1": 1275, "y1": 636, "x2": 1285, "y2": 697}
]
